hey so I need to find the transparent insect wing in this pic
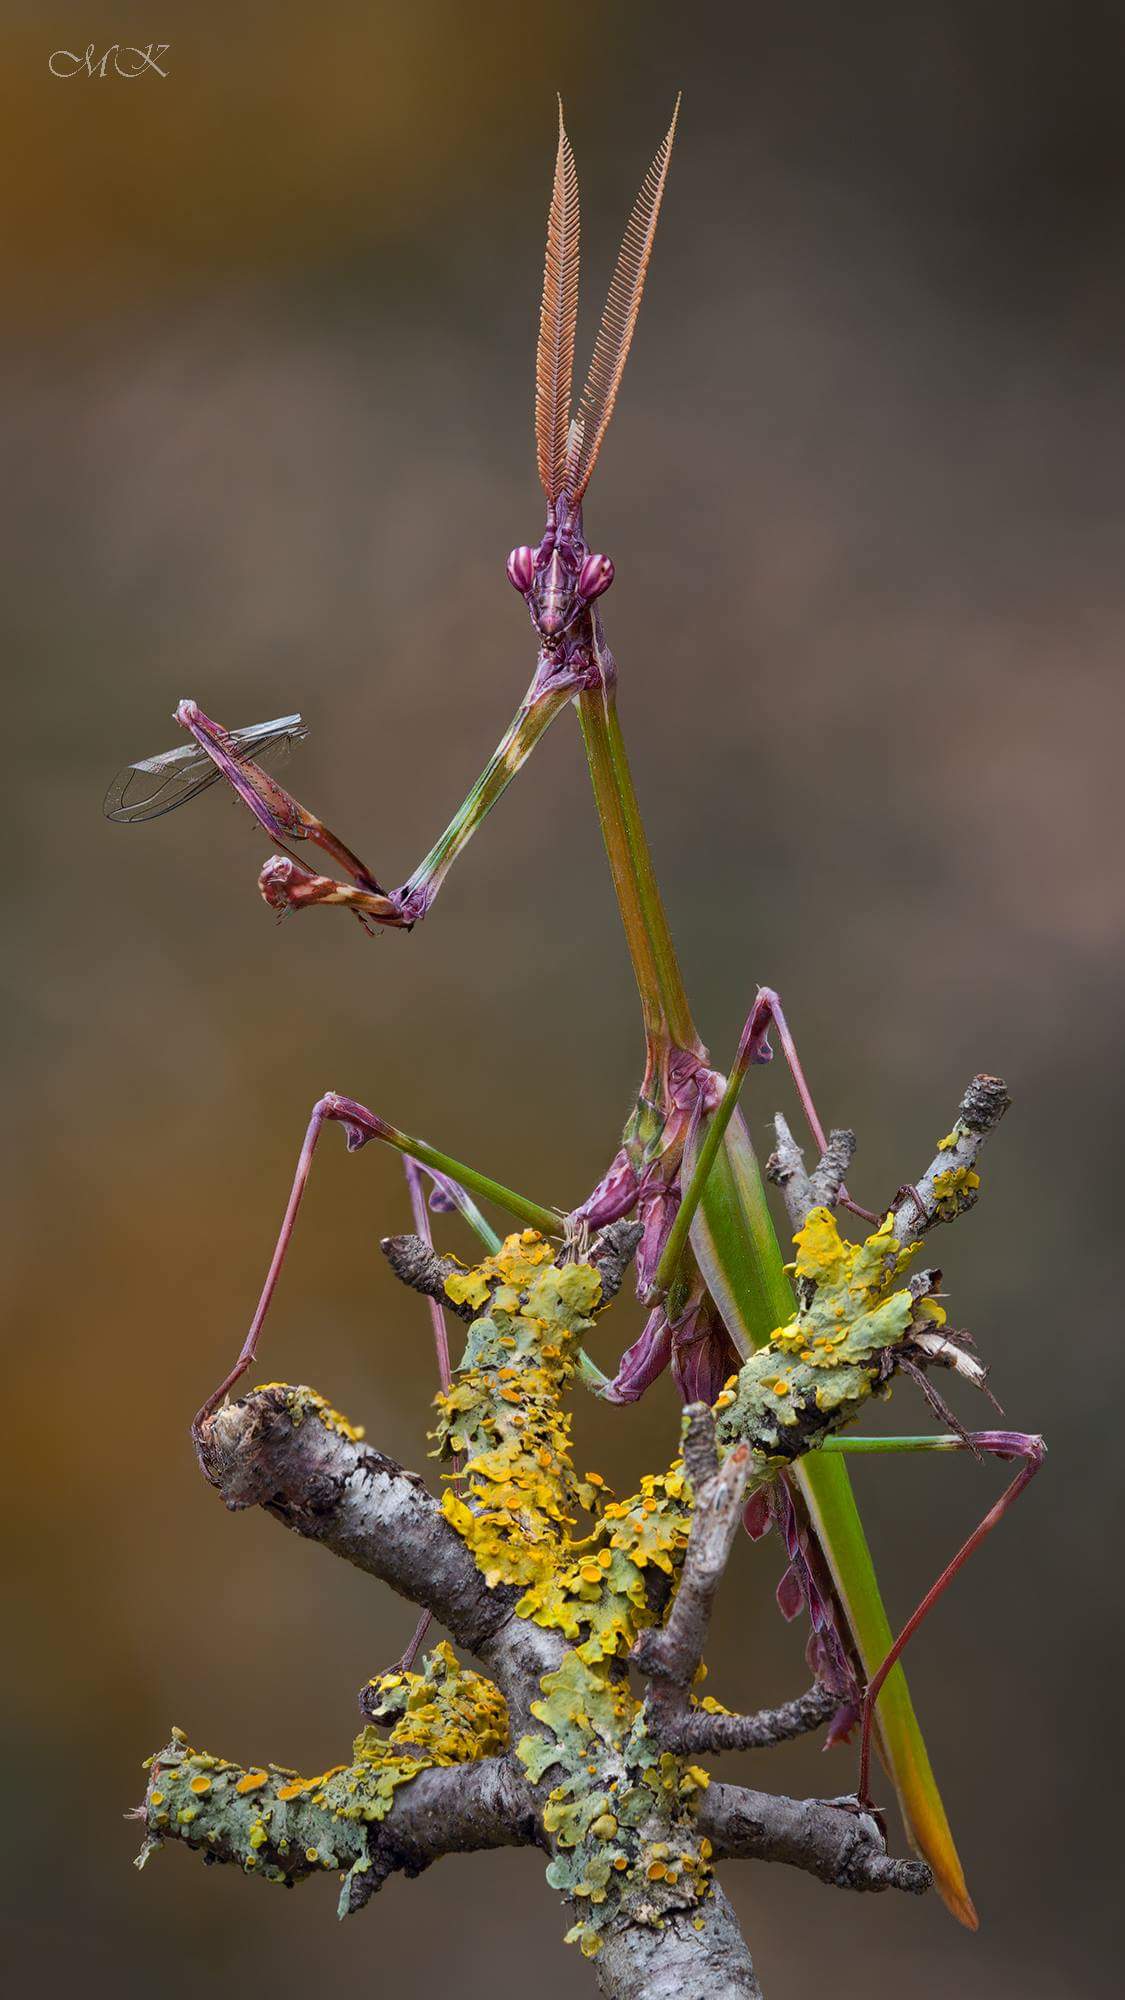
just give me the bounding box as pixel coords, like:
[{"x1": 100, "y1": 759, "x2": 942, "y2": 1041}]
[{"x1": 103, "y1": 714, "x2": 308, "y2": 823}]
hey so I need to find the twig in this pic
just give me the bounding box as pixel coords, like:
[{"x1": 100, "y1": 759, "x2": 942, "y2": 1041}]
[
  {"x1": 633, "y1": 1409, "x2": 836, "y2": 1757},
  {"x1": 381, "y1": 1217, "x2": 643, "y2": 1323},
  {"x1": 656, "y1": 1683, "x2": 838, "y2": 1756},
  {"x1": 697, "y1": 1784, "x2": 932, "y2": 1897},
  {"x1": 135, "y1": 1737, "x2": 535, "y2": 1916},
  {"x1": 196, "y1": 1386, "x2": 517, "y2": 1656},
  {"x1": 767, "y1": 1076, "x2": 1009, "y2": 1245},
  {"x1": 889, "y1": 1073, "x2": 1011, "y2": 1244},
  {"x1": 381, "y1": 1236, "x2": 476, "y2": 1319},
  {"x1": 766, "y1": 1117, "x2": 857, "y2": 1232},
  {"x1": 632, "y1": 1410, "x2": 752, "y2": 1696}
]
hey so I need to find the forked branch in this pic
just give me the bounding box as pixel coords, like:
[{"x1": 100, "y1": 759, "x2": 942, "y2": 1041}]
[
  {"x1": 633, "y1": 1409, "x2": 838, "y2": 1758},
  {"x1": 165, "y1": 1365, "x2": 932, "y2": 1998}
]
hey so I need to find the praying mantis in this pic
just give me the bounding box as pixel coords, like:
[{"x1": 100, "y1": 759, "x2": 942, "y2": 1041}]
[{"x1": 106, "y1": 98, "x2": 1043, "y2": 1928}]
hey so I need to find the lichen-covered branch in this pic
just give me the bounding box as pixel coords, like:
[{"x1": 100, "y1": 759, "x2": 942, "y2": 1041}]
[
  {"x1": 380, "y1": 1235, "x2": 482, "y2": 1319},
  {"x1": 592, "y1": 1885, "x2": 763, "y2": 2000},
  {"x1": 697, "y1": 1785, "x2": 931, "y2": 1897},
  {"x1": 196, "y1": 1384, "x2": 517, "y2": 1655},
  {"x1": 382, "y1": 1216, "x2": 643, "y2": 1320},
  {"x1": 634, "y1": 1409, "x2": 836, "y2": 1758},
  {"x1": 766, "y1": 1118, "x2": 856, "y2": 1232},
  {"x1": 136, "y1": 1728, "x2": 534, "y2": 1918},
  {"x1": 767, "y1": 1074, "x2": 1010, "y2": 1244},
  {"x1": 888, "y1": 1073, "x2": 1010, "y2": 1244},
  {"x1": 632, "y1": 1408, "x2": 750, "y2": 1694},
  {"x1": 148, "y1": 1213, "x2": 1008, "y2": 1995}
]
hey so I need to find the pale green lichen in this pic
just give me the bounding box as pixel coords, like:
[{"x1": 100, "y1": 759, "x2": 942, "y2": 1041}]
[
  {"x1": 432, "y1": 1231, "x2": 713, "y2": 1955},
  {"x1": 429, "y1": 1217, "x2": 946, "y2": 1953},
  {"x1": 141, "y1": 1644, "x2": 509, "y2": 1917},
  {"x1": 713, "y1": 1207, "x2": 921, "y2": 1450}
]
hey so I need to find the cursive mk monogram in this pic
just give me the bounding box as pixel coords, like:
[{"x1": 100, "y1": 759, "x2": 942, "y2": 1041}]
[{"x1": 49, "y1": 44, "x2": 170, "y2": 79}]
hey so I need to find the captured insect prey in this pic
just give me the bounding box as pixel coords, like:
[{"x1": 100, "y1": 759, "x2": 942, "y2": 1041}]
[{"x1": 104, "y1": 712, "x2": 308, "y2": 823}]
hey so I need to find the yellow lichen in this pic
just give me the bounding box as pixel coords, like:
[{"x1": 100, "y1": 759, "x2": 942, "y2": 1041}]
[
  {"x1": 431, "y1": 1235, "x2": 714, "y2": 1950},
  {"x1": 150, "y1": 1207, "x2": 966, "y2": 1948},
  {"x1": 931, "y1": 1165, "x2": 981, "y2": 1218},
  {"x1": 253, "y1": 1384, "x2": 366, "y2": 1443},
  {"x1": 714, "y1": 1207, "x2": 928, "y2": 1453}
]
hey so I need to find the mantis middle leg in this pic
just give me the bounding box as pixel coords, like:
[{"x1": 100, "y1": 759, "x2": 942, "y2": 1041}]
[{"x1": 191, "y1": 1092, "x2": 561, "y2": 1439}]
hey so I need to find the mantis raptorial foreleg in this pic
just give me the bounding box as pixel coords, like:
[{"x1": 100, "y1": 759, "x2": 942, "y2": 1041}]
[
  {"x1": 176, "y1": 659, "x2": 586, "y2": 932},
  {"x1": 191, "y1": 1091, "x2": 562, "y2": 1438},
  {"x1": 821, "y1": 1430, "x2": 1046, "y2": 1803}
]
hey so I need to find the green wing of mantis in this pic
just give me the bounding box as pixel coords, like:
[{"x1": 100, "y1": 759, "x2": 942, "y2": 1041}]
[{"x1": 688, "y1": 1106, "x2": 978, "y2": 1929}]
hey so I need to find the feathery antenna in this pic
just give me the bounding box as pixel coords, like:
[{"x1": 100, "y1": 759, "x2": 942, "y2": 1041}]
[
  {"x1": 565, "y1": 95, "x2": 680, "y2": 503},
  {"x1": 535, "y1": 99, "x2": 581, "y2": 503}
]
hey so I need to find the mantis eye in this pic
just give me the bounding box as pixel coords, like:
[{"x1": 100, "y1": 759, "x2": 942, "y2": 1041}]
[
  {"x1": 578, "y1": 552, "x2": 614, "y2": 602},
  {"x1": 506, "y1": 546, "x2": 536, "y2": 593}
]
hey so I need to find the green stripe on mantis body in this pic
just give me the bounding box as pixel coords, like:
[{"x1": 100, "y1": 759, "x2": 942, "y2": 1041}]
[
  {"x1": 687, "y1": 1108, "x2": 976, "y2": 1928},
  {"x1": 577, "y1": 688, "x2": 696, "y2": 1051},
  {"x1": 571, "y1": 681, "x2": 975, "y2": 1924}
]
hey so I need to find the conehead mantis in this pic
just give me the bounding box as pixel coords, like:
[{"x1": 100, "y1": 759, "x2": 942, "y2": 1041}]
[{"x1": 106, "y1": 97, "x2": 1043, "y2": 1928}]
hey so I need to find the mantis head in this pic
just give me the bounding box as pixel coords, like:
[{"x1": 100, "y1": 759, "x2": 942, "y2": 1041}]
[
  {"x1": 510, "y1": 96, "x2": 678, "y2": 648},
  {"x1": 506, "y1": 500, "x2": 614, "y2": 643}
]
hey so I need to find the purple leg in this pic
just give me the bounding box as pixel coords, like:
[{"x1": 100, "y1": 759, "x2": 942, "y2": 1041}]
[
  {"x1": 393, "y1": 1609, "x2": 433, "y2": 1675},
  {"x1": 856, "y1": 1430, "x2": 1046, "y2": 1804},
  {"x1": 191, "y1": 1091, "x2": 398, "y2": 1438},
  {"x1": 376, "y1": 1161, "x2": 465, "y2": 1676},
  {"x1": 192, "y1": 1096, "x2": 338, "y2": 1439},
  {"x1": 405, "y1": 1158, "x2": 455, "y2": 1396},
  {"x1": 746, "y1": 987, "x2": 877, "y2": 1222}
]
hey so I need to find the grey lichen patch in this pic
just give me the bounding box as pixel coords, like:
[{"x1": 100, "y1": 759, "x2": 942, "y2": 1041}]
[{"x1": 140, "y1": 1735, "x2": 366, "y2": 1904}]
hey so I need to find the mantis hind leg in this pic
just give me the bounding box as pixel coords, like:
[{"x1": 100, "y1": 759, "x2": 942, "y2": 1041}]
[{"x1": 821, "y1": 1430, "x2": 1046, "y2": 1803}]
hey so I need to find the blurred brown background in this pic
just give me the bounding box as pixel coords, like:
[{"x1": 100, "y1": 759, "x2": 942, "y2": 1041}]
[{"x1": 3, "y1": 2, "x2": 1122, "y2": 1994}]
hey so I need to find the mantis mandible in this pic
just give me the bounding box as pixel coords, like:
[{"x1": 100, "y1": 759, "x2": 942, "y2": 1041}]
[{"x1": 106, "y1": 98, "x2": 1043, "y2": 1927}]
